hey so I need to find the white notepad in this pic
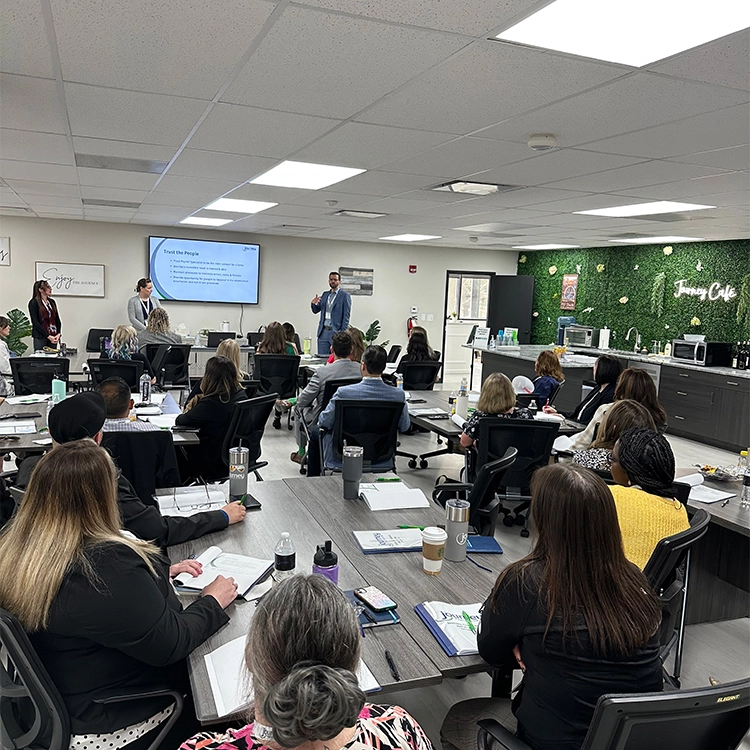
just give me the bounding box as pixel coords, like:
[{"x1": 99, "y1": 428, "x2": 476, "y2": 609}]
[
  {"x1": 4, "y1": 394, "x2": 50, "y2": 405},
  {"x1": 689, "y1": 485, "x2": 735, "y2": 504},
  {"x1": 358, "y1": 483, "x2": 430, "y2": 511},
  {"x1": 353, "y1": 528, "x2": 423, "y2": 553},
  {"x1": 0, "y1": 420, "x2": 36, "y2": 435},
  {"x1": 144, "y1": 414, "x2": 179, "y2": 429}
]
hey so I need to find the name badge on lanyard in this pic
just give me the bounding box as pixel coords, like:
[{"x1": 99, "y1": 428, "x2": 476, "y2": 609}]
[{"x1": 141, "y1": 298, "x2": 152, "y2": 319}]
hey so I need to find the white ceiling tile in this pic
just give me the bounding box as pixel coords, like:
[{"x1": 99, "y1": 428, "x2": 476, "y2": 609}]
[
  {"x1": 0, "y1": 160, "x2": 78, "y2": 184},
  {"x1": 306, "y1": 170, "x2": 436, "y2": 198},
  {"x1": 357, "y1": 42, "x2": 625, "y2": 134},
  {"x1": 648, "y1": 29, "x2": 750, "y2": 92},
  {"x1": 139, "y1": 193, "x2": 206, "y2": 209},
  {"x1": 480, "y1": 73, "x2": 750, "y2": 147},
  {"x1": 152, "y1": 174, "x2": 241, "y2": 197},
  {"x1": 668, "y1": 145, "x2": 750, "y2": 172},
  {"x1": 296, "y1": 123, "x2": 456, "y2": 170},
  {"x1": 4, "y1": 179, "x2": 80, "y2": 197},
  {"x1": 167, "y1": 150, "x2": 277, "y2": 182},
  {"x1": 686, "y1": 190, "x2": 749, "y2": 207},
  {"x1": 71, "y1": 137, "x2": 178, "y2": 161},
  {"x1": 24, "y1": 195, "x2": 82, "y2": 208},
  {"x1": 51, "y1": 0, "x2": 276, "y2": 99},
  {"x1": 223, "y1": 6, "x2": 467, "y2": 119},
  {"x1": 296, "y1": 0, "x2": 540, "y2": 35},
  {"x1": 449, "y1": 187, "x2": 591, "y2": 210},
  {"x1": 65, "y1": 82, "x2": 208, "y2": 145},
  {"x1": 222, "y1": 182, "x2": 327, "y2": 206},
  {"x1": 80, "y1": 186, "x2": 148, "y2": 202},
  {"x1": 356, "y1": 196, "x2": 457, "y2": 214},
  {"x1": 36, "y1": 210, "x2": 82, "y2": 218},
  {"x1": 615, "y1": 170, "x2": 750, "y2": 200},
  {"x1": 0, "y1": 129, "x2": 73, "y2": 164},
  {"x1": 76, "y1": 167, "x2": 160, "y2": 190},
  {"x1": 0, "y1": 0, "x2": 54, "y2": 77},
  {"x1": 0, "y1": 74, "x2": 68, "y2": 133},
  {"x1": 188, "y1": 103, "x2": 339, "y2": 157}
]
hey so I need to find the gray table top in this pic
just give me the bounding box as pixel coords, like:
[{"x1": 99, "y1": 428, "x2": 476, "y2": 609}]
[{"x1": 675, "y1": 468, "x2": 750, "y2": 537}]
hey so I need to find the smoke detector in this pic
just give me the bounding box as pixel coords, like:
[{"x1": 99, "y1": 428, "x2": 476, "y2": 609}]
[
  {"x1": 326, "y1": 199, "x2": 338, "y2": 206},
  {"x1": 469, "y1": 236, "x2": 479, "y2": 242},
  {"x1": 527, "y1": 134, "x2": 557, "y2": 152}
]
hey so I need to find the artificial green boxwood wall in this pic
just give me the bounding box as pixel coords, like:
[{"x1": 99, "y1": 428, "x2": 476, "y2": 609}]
[{"x1": 517, "y1": 239, "x2": 750, "y2": 347}]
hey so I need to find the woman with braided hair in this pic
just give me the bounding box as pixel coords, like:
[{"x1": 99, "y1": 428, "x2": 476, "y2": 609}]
[{"x1": 609, "y1": 427, "x2": 689, "y2": 568}]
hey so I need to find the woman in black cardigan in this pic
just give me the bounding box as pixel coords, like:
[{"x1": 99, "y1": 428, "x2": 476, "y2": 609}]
[
  {"x1": 28, "y1": 279, "x2": 62, "y2": 350},
  {"x1": 175, "y1": 356, "x2": 245, "y2": 481},
  {"x1": 0, "y1": 440, "x2": 238, "y2": 749}
]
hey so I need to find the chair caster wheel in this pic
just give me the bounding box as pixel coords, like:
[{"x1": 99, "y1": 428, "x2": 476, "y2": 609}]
[
  {"x1": 503, "y1": 515, "x2": 515, "y2": 527},
  {"x1": 272, "y1": 418, "x2": 281, "y2": 430},
  {"x1": 299, "y1": 467, "x2": 306, "y2": 475},
  {"x1": 287, "y1": 424, "x2": 293, "y2": 430},
  {"x1": 515, "y1": 514, "x2": 526, "y2": 526},
  {"x1": 419, "y1": 459, "x2": 429, "y2": 469},
  {"x1": 408, "y1": 459, "x2": 417, "y2": 469},
  {"x1": 520, "y1": 528, "x2": 530, "y2": 538}
]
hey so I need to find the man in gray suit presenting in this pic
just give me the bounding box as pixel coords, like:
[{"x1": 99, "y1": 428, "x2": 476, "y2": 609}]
[{"x1": 311, "y1": 271, "x2": 352, "y2": 356}]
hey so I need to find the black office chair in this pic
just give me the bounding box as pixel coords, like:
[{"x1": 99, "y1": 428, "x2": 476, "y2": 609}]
[
  {"x1": 471, "y1": 418, "x2": 559, "y2": 537},
  {"x1": 293, "y1": 333, "x2": 302, "y2": 353},
  {"x1": 324, "y1": 399, "x2": 405, "y2": 474},
  {"x1": 143, "y1": 343, "x2": 164, "y2": 364},
  {"x1": 87, "y1": 358, "x2": 144, "y2": 390},
  {"x1": 217, "y1": 394, "x2": 278, "y2": 482},
  {"x1": 386, "y1": 345, "x2": 402, "y2": 363},
  {"x1": 517, "y1": 380, "x2": 565, "y2": 409},
  {"x1": 0, "y1": 607, "x2": 184, "y2": 750},
  {"x1": 644, "y1": 508, "x2": 710, "y2": 688},
  {"x1": 477, "y1": 678, "x2": 750, "y2": 750},
  {"x1": 432, "y1": 448, "x2": 517, "y2": 536},
  {"x1": 9, "y1": 357, "x2": 70, "y2": 396},
  {"x1": 400, "y1": 361, "x2": 442, "y2": 390},
  {"x1": 241, "y1": 379, "x2": 261, "y2": 399},
  {"x1": 151, "y1": 344, "x2": 192, "y2": 388},
  {"x1": 247, "y1": 331, "x2": 265, "y2": 348},
  {"x1": 85, "y1": 328, "x2": 113, "y2": 353},
  {"x1": 101, "y1": 431, "x2": 181, "y2": 506},
  {"x1": 254, "y1": 354, "x2": 300, "y2": 429}
]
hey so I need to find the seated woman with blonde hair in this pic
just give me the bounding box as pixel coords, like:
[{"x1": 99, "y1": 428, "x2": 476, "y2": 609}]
[
  {"x1": 103, "y1": 324, "x2": 156, "y2": 382},
  {"x1": 181, "y1": 575, "x2": 433, "y2": 750},
  {"x1": 216, "y1": 337, "x2": 251, "y2": 380}
]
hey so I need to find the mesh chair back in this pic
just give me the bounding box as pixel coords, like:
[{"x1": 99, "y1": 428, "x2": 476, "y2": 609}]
[
  {"x1": 143, "y1": 343, "x2": 165, "y2": 364},
  {"x1": 10, "y1": 358, "x2": 70, "y2": 396},
  {"x1": 241, "y1": 379, "x2": 261, "y2": 399},
  {"x1": 85, "y1": 328, "x2": 113, "y2": 353},
  {"x1": 254, "y1": 355, "x2": 300, "y2": 400},
  {"x1": 158, "y1": 344, "x2": 192, "y2": 387},
  {"x1": 247, "y1": 332, "x2": 265, "y2": 348},
  {"x1": 331, "y1": 399, "x2": 404, "y2": 469},
  {"x1": 293, "y1": 333, "x2": 302, "y2": 353},
  {"x1": 386, "y1": 345, "x2": 402, "y2": 363},
  {"x1": 467, "y1": 449, "x2": 517, "y2": 532},
  {"x1": 0, "y1": 607, "x2": 70, "y2": 750},
  {"x1": 87, "y1": 359, "x2": 143, "y2": 389},
  {"x1": 400, "y1": 361, "x2": 442, "y2": 390},
  {"x1": 220, "y1": 394, "x2": 277, "y2": 468},
  {"x1": 476, "y1": 418, "x2": 559, "y2": 489},
  {"x1": 320, "y1": 377, "x2": 362, "y2": 412}
]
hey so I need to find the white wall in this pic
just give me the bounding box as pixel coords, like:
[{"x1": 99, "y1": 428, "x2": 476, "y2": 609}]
[{"x1": 0, "y1": 216, "x2": 517, "y2": 352}]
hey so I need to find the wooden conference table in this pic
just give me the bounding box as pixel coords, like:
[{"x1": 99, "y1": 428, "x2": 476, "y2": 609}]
[{"x1": 169, "y1": 475, "x2": 503, "y2": 724}]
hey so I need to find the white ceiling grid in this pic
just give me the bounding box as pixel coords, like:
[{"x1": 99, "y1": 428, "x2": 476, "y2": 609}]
[{"x1": 0, "y1": 0, "x2": 747, "y2": 247}]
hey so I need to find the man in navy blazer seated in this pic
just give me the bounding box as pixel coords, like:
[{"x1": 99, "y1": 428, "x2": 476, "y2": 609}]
[
  {"x1": 307, "y1": 345, "x2": 410, "y2": 475},
  {"x1": 311, "y1": 270, "x2": 352, "y2": 356}
]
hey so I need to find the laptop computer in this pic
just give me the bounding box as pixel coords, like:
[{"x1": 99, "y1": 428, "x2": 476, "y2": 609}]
[{"x1": 207, "y1": 331, "x2": 236, "y2": 347}]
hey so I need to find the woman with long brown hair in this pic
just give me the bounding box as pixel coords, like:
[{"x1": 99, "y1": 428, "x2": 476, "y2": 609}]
[
  {"x1": 0, "y1": 440, "x2": 236, "y2": 749},
  {"x1": 28, "y1": 279, "x2": 62, "y2": 350},
  {"x1": 257, "y1": 321, "x2": 295, "y2": 355},
  {"x1": 529, "y1": 349, "x2": 563, "y2": 408},
  {"x1": 441, "y1": 463, "x2": 662, "y2": 750}
]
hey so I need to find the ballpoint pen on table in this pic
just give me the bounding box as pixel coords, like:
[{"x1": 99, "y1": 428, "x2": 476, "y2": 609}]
[
  {"x1": 721, "y1": 497, "x2": 731, "y2": 507},
  {"x1": 384, "y1": 650, "x2": 400, "y2": 681},
  {"x1": 397, "y1": 524, "x2": 425, "y2": 530}
]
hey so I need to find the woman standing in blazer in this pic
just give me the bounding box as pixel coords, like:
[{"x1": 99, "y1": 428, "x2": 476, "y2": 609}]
[
  {"x1": 28, "y1": 279, "x2": 62, "y2": 350},
  {"x1": 127, "y1": 277, "x2": 162, "y2": 331}
]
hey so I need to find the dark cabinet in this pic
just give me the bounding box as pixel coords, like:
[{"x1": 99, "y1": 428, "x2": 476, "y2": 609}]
[{"x1": 487, "y1": 276, "x2": 535, "y2": 344}]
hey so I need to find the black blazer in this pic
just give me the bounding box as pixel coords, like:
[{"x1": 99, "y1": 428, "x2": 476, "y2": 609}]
[
  {"x1": 175, "y1": 389, "x2": 246, "y2": 480},
  {"x1": 565, "y1": 381, "x2": 616, "y2": 425},
  {"x1": 28, "y1": 296, "x2": 62, "y2": 342},
  {"x1": 29, "y1": 542, "x2": 229, "y2": 735}
]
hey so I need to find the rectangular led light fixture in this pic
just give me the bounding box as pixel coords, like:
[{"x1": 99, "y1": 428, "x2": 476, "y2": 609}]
[
  {"x1": 250, "y1": 160, "x2": 365, "y2": 190},
  {"x1": 432, "y1": 180, "x2": 521, "y2": 195},
  {"x1": 513, "y1": 243, "x2": 580, "y2": 250},
  {"x1": 574, "y1": 201, "x2": 716, "y2": 217},
  {"x1": 204, "y1": 198, "x2": 277, "y2": 214},
  {"x1": 179, "y1": 217, "x2": 233, "y2": 227},
  {"x1": 495, "y1": 0, "x2": 750, "y2": 67},
  {"x1": 609, "y1": 236, "x2": 705, "y2": 244},
  {"x1": 379, "y1": 234, "x2": 442, "y2": 242},
  {"x1": 332, "y1": 209, "x2": 387, "y2": 218}
]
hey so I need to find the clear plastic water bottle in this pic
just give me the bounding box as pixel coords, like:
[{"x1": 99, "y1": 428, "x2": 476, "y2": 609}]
[
  {"x1": 449, "y1": 391, "x2": 457, "y2": 415},
  {"x1": 396, "y1": 373, "x2": 404, "y2": 389},
  {"x1": 459, "y1": 377, "x2": 468, "y2": 396},
  {"x1": 274, "y1": 532, "x2": 296, "y2": 581},
  {"x1": 737, "y1": 450, "x2": 748, "y2": 470},
  {"x1": 139, "y1": 372, "x2": 151, "y2": 403},
  {"x1": 46, "y1": 394, "x2": 61, "y2": 427},
  {"x1": 488, "y1": 335, "x2": 496, "y2": 350},
  {"x1": 740, "y1": 469, "x2": 750, "y2": 509}
]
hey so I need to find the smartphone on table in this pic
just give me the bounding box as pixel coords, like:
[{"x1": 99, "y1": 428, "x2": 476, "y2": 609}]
[{"x1": 354, "y1": 586, "x2": 397, "y2": 612}]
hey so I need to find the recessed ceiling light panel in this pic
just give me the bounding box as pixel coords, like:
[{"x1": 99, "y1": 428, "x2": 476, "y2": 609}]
[
  {"x1": 379, "y1": 234, "x2": 442, "y2": 242},
  {"x1": 432, "y1": 180, "x2": 522, "y2": 196},
  {"x1": 495, "y1": 0, "x2": 750, "y2": 67},
  {"x1": 513, "y1": 243, "x2": 581, "y2": 250},
  {"x1": 250, "y1": 161, "x2": 365, "y2": 190},
  {"x1": 204, "y1": 198, "x2": 278, "y2": 214},
  {"x1": 609, "y1": 236, "x2": 705, "y2": 244},
  {"x1": 332, "y1": 210, "x2": 387, "y2": 218},
  {"x1": 574, "y1": 201, "x2": 716, "y2": 217},
  {"x1": 180, "y1": 217, "x2": 233, "y2": 227}
]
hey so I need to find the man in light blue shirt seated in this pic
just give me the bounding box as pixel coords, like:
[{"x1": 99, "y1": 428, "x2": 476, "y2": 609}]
[
  {"x1": 98, "y1": 376, "x2": 160, "y2": 432},
  {"x1": 307, "y1": 345, "x2": 410, "y2": 475}
]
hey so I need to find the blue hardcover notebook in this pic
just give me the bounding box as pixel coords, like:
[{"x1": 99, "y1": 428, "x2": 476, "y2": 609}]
[
  {"x1": 344, "y1": 590, "x2": 401, "y2": 628},
  {"x1": 466, "y1": 536, "x2": 503, "y2": 554},
  {"x1": 414, "y1": 601, "x2": 480, "y2": 656}
]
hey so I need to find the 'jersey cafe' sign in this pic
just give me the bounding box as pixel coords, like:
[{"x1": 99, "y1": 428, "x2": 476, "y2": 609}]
[{"x1": 673, "y1": 279, "x2": 737, "y2": 303}]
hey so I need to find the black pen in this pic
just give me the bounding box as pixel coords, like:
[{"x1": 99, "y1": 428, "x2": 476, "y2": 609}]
[
  {"x1": 360, "y1": 607, "x2": 377, "y2": 625},
  {"x1": 721, "y1": 497, "x2": 731, "y2": 507},
  {"x1": 384, "y1": 650, "x2": 400, "y2": 681}
]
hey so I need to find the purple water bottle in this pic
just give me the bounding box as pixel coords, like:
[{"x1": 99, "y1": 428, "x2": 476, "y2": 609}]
[{"x1": 312, "y1": 541, "x2": 339, "y2": 585}]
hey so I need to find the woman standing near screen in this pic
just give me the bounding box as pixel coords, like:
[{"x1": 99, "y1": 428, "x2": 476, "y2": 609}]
[
  {"x1": 127, "y1": 277, "x2": 162, "y2": 331},
  {"x1": 28, "y1": 280, "x2": 62, "y2": 351}
]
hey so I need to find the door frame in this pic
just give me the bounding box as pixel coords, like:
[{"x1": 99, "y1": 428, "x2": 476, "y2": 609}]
[{"x1": 441, "y1": 269, "x2": 496, "y2": 363}]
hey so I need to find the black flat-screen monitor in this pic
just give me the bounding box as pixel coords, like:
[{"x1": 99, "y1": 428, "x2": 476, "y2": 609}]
[{"x1": 149, "y1": 236, "x2": 260, "y2": 304}]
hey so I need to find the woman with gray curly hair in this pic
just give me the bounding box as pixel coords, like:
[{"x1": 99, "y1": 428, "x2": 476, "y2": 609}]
[{"x1": 180, "y1": 575, "x2": 433, "y2": 750}]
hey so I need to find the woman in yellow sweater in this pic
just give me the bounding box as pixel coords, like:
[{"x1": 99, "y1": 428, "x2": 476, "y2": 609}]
[{"x1": 609, "y1": 427, "x2": 690, "y2": 569}]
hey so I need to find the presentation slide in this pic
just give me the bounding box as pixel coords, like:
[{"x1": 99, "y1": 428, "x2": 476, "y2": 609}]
[{"x1": 149, "y1": 236, "x2": 260, "y2": 304}]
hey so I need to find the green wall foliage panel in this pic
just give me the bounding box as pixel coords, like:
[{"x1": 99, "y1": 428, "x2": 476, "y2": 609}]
[{"x1": 517, "y1": 239, "x2": 750, "y2": 347}]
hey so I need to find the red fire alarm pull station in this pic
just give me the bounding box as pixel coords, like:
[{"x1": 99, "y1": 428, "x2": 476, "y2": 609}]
[{"x1": 409, "y1": 265, "x2": 417, "y2": 274}]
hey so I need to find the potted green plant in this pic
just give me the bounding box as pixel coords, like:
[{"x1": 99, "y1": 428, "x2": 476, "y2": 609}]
[
  {"x1": 364, "y1": 320, "x2": 390, "y2": 349},
  {"x1": 5, "y1": 308, "x2": 32, "y2": 356}
]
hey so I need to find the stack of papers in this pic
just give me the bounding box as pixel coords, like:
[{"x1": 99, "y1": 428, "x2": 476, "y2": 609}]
[
  {"x1": 415, "y1": 601, "x2": 481, "y2": 656},
  {"x1": 143, "y1": 414, "x2": 179, "y2": 429},
  {"x1": 4, "y1": 394, "x2": 50, "y2": 405},
  {"x1": 534, "y1": 412, "x2": 564, "y2": 422},
  {"x1": 679, "y1": 472, "x2": 735, "y2": 504},
  {"x1": 135, "y1": 405, "x2": 162, "y2": 416},
  {"x1": 358, "y1": 483, "x2": 430, "y2": 511},
  {"x1": 0, "y1": 420, "x2": 36, "y2": 435},
  {"x1": 409, "y1": 407, "x2": 449, "y2": 417},
  {"x1": 205, "y1": 636, "x2": 380, "y2": 717},
  {"x1": 352, "y1": 528, "x2": 423, "y2": 553}
]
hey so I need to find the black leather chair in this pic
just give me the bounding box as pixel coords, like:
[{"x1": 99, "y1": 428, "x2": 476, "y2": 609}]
[
  {"x1": 254, "y1": 354, "x2": 300, "y2": 429},
  {"x1": 87, "y1": 358, "x2": 144, "y2": 390},
  {"x1": 400, "y1": 361, "x2": 442, "y2": 390},
  {"x1": 432, "y1": 448, "x2": 517, "y2": 536},
  {"x1": 644, "y1": 508, "x2": 710, "y2": 688},
  {"x1": 478, "y1": 678, "x2": 750, "y2": 750},
  {"x1": 85, "y1": 328, "x2": 113, "y2": 353},
  {"x1": 10, "y1": 357, "x2": 70, "y2": 396},
  {"x1": 101, "y1": 431, "x2": 181, "y2": 506},
  {"x1": 151, "y1": 344, "x2": 192, "y2": 388},
  {"x1": 386, "y1": 345, "x2": 402, "y2": 363},
  {"x1": 0, "y1": 607, "x2": 184, "y2": 750},
  {"x1": 325, "y1": 399, "x2": 405, "y2": 474}
]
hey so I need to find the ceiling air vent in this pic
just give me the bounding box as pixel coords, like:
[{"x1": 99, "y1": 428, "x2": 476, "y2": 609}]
[
  {"x1": 83, "y1": 199, "x2": 141, "y2": 209},
  {"x1": 0, "y1": 206, "x2": 34, "y2": 213},
  {"x1": 75, "y1": 154, "x2": 168, "y2": 174}
]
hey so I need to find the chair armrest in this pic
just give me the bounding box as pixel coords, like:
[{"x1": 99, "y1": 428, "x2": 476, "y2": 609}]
[
  {"x1": 436, "y1": 481, "x2": 472, "y2": 493},
  {"x1": 477, "y1": 719, "x2": 532, "y2": 750},
  {"x1": 93, "y1": 686, "x2": 184, "y2": 707}
]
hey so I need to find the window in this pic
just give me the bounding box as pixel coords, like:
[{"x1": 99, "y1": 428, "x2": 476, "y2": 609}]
[{"x1": 447, "y1": 273, "x2": 491, "y2": 321}]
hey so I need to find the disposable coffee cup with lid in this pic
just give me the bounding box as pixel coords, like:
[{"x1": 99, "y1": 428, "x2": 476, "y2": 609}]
[{"x1": 421, "y1": 526, "x2": 448, "y2": 575}]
